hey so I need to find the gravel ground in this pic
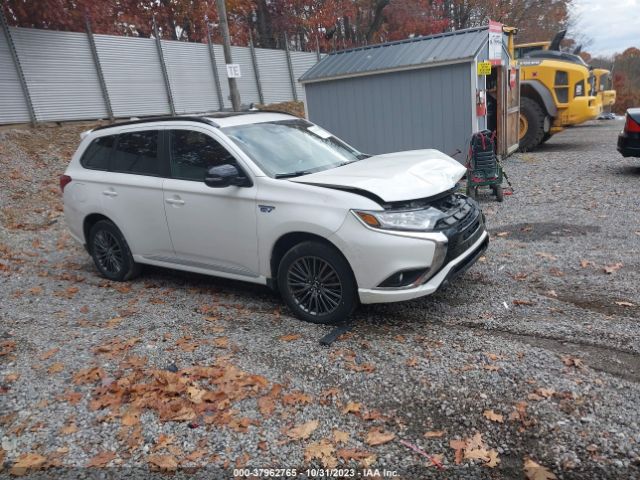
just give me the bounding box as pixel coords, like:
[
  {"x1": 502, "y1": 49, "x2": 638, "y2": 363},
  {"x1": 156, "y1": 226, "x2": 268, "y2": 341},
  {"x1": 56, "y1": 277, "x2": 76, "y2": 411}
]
[{"x1": 1, "y1": 120, "x2": 639, "y2": 479}]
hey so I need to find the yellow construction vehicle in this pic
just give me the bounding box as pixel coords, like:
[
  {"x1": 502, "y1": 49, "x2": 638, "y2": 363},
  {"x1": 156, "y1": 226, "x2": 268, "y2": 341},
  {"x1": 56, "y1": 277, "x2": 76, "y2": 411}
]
[
  {"x1": 593, "y1": 68, "x2": 616, "y2": 112},
  {"x1": 512, "y1": 31, "x2": 601, "y2": 150}
]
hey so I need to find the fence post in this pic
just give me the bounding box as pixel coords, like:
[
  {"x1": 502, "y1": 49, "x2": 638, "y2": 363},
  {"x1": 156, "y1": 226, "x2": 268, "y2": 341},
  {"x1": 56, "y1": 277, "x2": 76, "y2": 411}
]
[
  {"x1": 0, "y1": 7, "x2": 36, "y2": 126},
  {"x1": 315, "y1": 36, "x2": 321, "y2": 62},
  {"x1": 206, "y1": 22, "x2": 224, "y2": 110},
  {"x1": 152, "y1": 17, "x2": 176, "y2": 115},
  {"x1": 248, "y1": 31, "x2": 264, "y2": 105},
  {"x1": 85, "y1": 16, "x2": 114, "y2": 121},
  {"x1": 283, "y1": 33, "x2": 298, "y2": 102}
]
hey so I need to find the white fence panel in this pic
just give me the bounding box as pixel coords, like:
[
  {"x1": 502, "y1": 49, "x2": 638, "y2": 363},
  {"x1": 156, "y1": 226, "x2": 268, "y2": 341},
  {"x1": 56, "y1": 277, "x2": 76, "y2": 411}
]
[
  {"x1": 230, "y1": 45, "x2": 261, "y2": 106},
  {"x1": 211, "y1": 44, "x2": 231, "y2": 110},
  {"x1": 255, "y1": 48, "x2": 292, "y2": 104},
  {"x1": 161, "y1": 40, "x2": 220, "y2": 114},
  {"x1": 95, "y1": 34, "x2": 170, "y2": 118},
  {"x1": 0, "y1": 28, "x2": 30, "y2": 124},
  {"x1": 290, "y1": 51, "x2": 321, "y2": 108},
  {"x1": 11, "y1": 27, "x2": 107, "y2": 122}
]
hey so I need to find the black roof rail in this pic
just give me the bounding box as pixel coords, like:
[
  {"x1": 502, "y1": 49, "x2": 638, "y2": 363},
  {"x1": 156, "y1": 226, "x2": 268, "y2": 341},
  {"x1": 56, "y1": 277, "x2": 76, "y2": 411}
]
[{"x1": 92, "y1": 116, "x2": 220, "y2": 131}]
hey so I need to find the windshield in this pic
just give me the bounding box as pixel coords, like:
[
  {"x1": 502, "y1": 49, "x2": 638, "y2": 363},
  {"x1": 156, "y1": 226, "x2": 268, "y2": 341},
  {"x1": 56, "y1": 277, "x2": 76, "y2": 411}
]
[{"x1": 222, "y1": 119, "x2": 367, "y2": 178}]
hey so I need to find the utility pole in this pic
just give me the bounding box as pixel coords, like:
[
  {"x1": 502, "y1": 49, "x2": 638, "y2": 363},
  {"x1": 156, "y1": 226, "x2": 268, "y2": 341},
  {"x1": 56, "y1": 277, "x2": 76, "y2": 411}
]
[{"x1": 215, "y1": 0, "x2": 241, "y2": 111}]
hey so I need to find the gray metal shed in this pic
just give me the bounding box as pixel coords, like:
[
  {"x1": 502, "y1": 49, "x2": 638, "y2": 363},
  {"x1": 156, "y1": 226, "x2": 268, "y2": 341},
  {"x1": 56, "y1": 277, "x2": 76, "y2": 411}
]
[{"x1": 300, "y1": 26, "x2": 520, "y2": 160}]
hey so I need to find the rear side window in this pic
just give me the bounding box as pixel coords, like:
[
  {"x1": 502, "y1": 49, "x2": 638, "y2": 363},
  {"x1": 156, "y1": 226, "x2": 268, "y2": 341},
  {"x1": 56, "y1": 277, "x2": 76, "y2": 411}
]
[
  {"x1": 112, "y1": 131, "x2": 160, "y2": 176},
  {"x1": 169, "y1": 130, "x2": 236, "y2": 181},
  {"x1": 81, "y1": 135, "x2": 114, "y2": 170}
]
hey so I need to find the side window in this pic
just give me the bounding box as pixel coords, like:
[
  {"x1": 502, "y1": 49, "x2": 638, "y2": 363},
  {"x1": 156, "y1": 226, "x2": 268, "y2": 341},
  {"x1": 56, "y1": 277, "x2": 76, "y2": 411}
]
[
  {"x1": 169, "y1": 130, "x2": 237, "y2": 181},
  {"x1": 80, "y1": 135, "x2": 115, "y2": 170},
  {"x1": 112, "y1": 130, "x2": 159, "y2": 176}
]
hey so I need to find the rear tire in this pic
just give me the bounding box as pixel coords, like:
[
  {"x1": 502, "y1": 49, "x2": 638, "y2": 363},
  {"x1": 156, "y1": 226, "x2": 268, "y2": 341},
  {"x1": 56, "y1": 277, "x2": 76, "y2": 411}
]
[
  {"x1": 277, "y1": 241, "x2": 357, "y2": 324},
  {"x1": 519, "y1": 97, "x2": 546, "y2": 152},
  {"x1": 88, "y1": 220, "x2": 140, "y2": 282},
  {"x1": 540, "y1": 132, "x2": 552, "y2": 144},
  {"x1": 494, "y1": 185, "x2": 504, "y2": 202}
]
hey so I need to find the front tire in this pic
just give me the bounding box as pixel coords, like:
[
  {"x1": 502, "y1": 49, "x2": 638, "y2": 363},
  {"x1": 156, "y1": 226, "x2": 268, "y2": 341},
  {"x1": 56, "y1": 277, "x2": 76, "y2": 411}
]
[
  {"x1": 277, "y1": 241, "x2": 357, "y2": 324},
  {"x1": 519, "y1": 97, "x2": 546, "y2": 152},
  {"x1": 88, "y1": 220, "x2": 140, "y2": 281}
]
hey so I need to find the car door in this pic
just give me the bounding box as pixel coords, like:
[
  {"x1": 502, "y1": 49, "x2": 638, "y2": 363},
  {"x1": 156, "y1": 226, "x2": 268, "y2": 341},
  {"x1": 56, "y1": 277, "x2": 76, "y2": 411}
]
[
  {"x1": 162, "y1": 127, "x2": 259, "y2": 279},
  {"x1": 98, "y1": 128, "x2": 174, "y2": 258}
]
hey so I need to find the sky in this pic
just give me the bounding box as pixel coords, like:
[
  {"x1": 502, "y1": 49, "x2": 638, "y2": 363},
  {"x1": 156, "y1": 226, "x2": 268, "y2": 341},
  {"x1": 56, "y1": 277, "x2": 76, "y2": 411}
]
[{"x1": 570, "y1": 0, "x2": 640, "y2": 57}]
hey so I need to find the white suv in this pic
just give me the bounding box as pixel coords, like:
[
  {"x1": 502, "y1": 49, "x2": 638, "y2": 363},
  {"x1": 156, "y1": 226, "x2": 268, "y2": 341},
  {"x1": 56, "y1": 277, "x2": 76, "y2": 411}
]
[{"x1": 61, "y1": 112, "x2": 488, "y2": 324}]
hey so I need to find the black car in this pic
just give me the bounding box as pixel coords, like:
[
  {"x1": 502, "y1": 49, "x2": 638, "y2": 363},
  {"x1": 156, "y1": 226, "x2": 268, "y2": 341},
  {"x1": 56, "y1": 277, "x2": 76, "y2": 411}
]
[{"x1": 617, "y1": 108, "x2": 640, "y2": 158}]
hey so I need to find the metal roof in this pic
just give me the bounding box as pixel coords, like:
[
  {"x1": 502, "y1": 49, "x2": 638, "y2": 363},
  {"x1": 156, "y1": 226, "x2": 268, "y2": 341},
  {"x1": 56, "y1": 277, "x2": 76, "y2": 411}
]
[{"x1": 300, "y1": 27, "x2": 489, "y2": 83}]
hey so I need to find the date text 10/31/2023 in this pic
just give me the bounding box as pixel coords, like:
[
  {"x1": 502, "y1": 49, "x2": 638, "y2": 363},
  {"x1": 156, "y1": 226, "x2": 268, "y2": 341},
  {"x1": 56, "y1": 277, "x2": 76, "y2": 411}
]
[{"x1": 233, "y1": 468, "x2": 399, "y2": 477}]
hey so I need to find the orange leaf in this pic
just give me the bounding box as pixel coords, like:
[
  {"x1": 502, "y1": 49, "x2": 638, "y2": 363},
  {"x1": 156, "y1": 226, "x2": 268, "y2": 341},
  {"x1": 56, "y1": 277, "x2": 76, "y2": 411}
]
[
  {"x1": 286, "y1": 420, "x2": 318, "y2": 440},
  {"x1": 87, "y1": 451, "x2": 116, "y2": 468},
  {"x1": 424, "y1": 430, "x2": 445, "y2": 438},
  {"x1": 10, "y1": 453, "x2": 47, "y2": 475},
  {"x1": 365, "y1": 428, "x2": 395, "y2": 446},
  {"x1": 483, "y1": 409, "x2": 504, "y2": 423},
  {"x1": 147, "y1": 454, "x2": 178, "y2": 472},
  {"x1": 279, "y1": 334, "x2": 301, "y2": 342}
]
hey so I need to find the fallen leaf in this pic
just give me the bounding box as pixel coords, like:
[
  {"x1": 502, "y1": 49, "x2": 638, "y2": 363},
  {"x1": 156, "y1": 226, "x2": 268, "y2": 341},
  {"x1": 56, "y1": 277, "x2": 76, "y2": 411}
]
[
  {"x1": 213, "y1": 337, "x2": 228, "y2": 349},
  {"x1": 424, "y1": 430, "x2": 445, "y2": 438},
  {"x1": 333, "y1": 430, "x2": 350, "y2": 444},
  {"x1": 365, "y1": 428, "x2": 395, "y2": 446},
  {"x1": 536, "y1": 252, "x2": 557, "y2": 260},
  {"x1": 496, "y1": 232, "x2": 509, "y2": 237},
  {"x1": 286, "y1": 420, "x2": 319, "y2": 440},
  {"x1": 337, "y1": 448, "x2": 376, "y2": 466},
  {"x1": 579, "y1": 259, "x2": 593, "y2": 268},
  {"x1": 47, "y1": 363, "x2": 64, "y2": 374},
  {"x1": 604, "y1": 263, "x2": 623, "y2": 274},
  {"x1": 562, "y1": 356, "x2": 584, "y2": 369},
  {"x1": 10, "y1": 453, "x2": 47, "y2": 475},
  {"x1": 513, "y1": 299, "x2": 534, "y2": 306},
  {"x1": 106, "y1": 317, "x2": 123, "y2": 328},
  {"x1": 405, "y1": 357, "x2": 418, "y2": 367},
  {"x1": 545, "y1": 290, "x2": 558, "y2": 298},
  {"x1": 342, "y1": 402, "x2": 361, "y2": 414},
  {"x1": 4, "y1": 373, "x2": 19, "y2": 382},
  {"x1": 483, "y1": 410, "x2": 504, "y2": 423},
  {"x1": 60, "y1": 423, "x2": 78, "y2": 435},
  {"x1": 304, "y1": 439, "x2": 337, "y2": 468},
  {"x1": 536, "y1": 388, "x2": 555, "y2": 399},
  {"x1": 279, "y1": 334, "x2": 301, "y2": 342},
  {"x1": 147, "y1": 454, "x2": 178, "y2": 472},
  {"x1": 39, "y1": 348, "x2": 59, "y2": 360},
  {"x1": 615, "y1": 301, "x2": 635, "y2": 307},
  {"x1": 87, "y1": 451, "x2": 116, "y2": 468},
  {"x1": 524, "y1": 458, "x2": 557, "y2": 480}
]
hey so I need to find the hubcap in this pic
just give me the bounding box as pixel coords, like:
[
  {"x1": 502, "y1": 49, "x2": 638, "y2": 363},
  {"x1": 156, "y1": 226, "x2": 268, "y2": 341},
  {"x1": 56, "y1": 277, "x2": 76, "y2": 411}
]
[
  {"x1": 519, "y1": 113, "x2": 528, "y2": 140},
  {"x1": 287, "y1": 256, "x2": 342, "y2": 316},
  {"x1": 93, "y1": 230, "x2": 124, "y2": 275}
]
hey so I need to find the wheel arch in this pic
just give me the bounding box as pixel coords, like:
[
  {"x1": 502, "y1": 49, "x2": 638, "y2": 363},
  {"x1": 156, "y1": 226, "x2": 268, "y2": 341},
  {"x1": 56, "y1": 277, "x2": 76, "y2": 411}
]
[
  {"x1": 83, "y1": 213, "x2": 115, "y2": 252},
  {"x1": 521, "y1": 80, "x2": 557, "y2": 118},
  {"x1": 269, "y1": 232, "x2": 357, "y2": 288}
]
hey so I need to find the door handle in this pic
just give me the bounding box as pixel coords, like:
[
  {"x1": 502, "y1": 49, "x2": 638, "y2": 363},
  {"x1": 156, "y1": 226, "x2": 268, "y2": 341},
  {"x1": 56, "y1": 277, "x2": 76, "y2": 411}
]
[
  {"x1": 102, "y1": 189, "x2": 118, "y2": 197},
  {"x1": 165, "y1": 197, "x2": 185, "y2": 206}
]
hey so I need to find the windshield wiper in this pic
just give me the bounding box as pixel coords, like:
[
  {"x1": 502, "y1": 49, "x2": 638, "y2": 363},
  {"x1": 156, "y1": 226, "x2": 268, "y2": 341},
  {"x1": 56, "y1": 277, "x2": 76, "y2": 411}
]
[{"x1": 274, "y1": 170, "x2": 313, "y2": 179}]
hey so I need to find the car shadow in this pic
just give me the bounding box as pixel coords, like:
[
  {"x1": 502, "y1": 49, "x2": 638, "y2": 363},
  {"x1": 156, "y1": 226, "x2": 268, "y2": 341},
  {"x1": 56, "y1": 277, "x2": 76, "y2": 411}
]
[{"x1": 617, "y1": 165, "x2": 640, "y2": 177}]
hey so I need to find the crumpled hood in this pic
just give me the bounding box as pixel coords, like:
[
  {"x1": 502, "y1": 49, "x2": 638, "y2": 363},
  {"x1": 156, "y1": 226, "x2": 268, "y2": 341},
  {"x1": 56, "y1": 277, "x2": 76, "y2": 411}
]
[{"x1": 290, "y1": 149, "x2": 466, "y2": 203}]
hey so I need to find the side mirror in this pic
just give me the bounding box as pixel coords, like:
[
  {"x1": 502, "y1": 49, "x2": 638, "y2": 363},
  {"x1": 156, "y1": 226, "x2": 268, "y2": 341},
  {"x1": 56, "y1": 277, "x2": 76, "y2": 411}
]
[{"x1": 204, "y1": 164, "x2": 252, "y2": 188}]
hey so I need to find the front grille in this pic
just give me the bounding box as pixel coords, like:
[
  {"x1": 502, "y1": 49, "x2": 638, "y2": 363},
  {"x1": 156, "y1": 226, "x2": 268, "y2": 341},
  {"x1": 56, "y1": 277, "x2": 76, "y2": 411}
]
[{"x1": 433, "y1": 195, "x2": 484, "y2": 264}]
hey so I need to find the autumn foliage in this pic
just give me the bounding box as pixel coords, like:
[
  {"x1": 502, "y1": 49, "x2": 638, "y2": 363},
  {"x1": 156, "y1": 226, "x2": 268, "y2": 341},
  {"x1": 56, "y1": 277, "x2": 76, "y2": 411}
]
[{"x1": 3, "y1": 0, "x2": 571, "y2": 52}]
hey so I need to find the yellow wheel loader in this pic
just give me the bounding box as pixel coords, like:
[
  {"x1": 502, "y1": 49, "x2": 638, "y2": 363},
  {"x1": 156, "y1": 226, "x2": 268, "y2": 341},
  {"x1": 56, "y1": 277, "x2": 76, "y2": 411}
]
[{"x1": 512, "y1": 31, "x2": 604, "y2": 151}]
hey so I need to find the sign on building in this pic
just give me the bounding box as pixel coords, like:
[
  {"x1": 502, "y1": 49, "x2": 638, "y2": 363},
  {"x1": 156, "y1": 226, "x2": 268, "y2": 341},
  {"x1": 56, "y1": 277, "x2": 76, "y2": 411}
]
[
  {"x1": 477, "y1": 61, "x2": 492, "y2": 76},
  {"x1": 488, "y1": 21, "x2": 503, "y2": 66}
]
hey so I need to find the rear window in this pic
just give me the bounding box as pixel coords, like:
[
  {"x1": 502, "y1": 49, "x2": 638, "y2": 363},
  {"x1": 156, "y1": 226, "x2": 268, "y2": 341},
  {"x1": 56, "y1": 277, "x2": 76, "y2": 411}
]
[
  {"x1": 81, "y1": 135, "x2": 114, "y2": 170},
  {"x1": 112, "y1": 131, "x2": 160, "y2": 176}
]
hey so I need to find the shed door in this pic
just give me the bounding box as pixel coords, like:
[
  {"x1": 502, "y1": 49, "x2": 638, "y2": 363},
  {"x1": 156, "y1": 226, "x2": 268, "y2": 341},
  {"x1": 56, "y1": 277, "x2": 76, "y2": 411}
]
[{"x1": 497, "y1": 64, "x2": 520, "y2": 156}]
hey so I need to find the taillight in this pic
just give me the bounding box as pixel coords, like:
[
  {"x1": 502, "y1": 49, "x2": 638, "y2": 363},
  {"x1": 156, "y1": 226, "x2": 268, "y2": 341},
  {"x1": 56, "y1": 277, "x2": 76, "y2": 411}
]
[
  {"x1": 59, "y1": 175, "x2": 72, "y2": 193},
  {"x1": 625, "y1": 115, "x2": 640, "y2": 133}
]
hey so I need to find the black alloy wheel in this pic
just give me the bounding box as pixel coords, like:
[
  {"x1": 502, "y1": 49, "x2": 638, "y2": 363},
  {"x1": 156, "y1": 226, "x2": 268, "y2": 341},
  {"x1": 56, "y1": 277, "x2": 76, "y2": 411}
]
[{"x1": 278, "y1": 241, "x2": 357, "y2": 324}]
